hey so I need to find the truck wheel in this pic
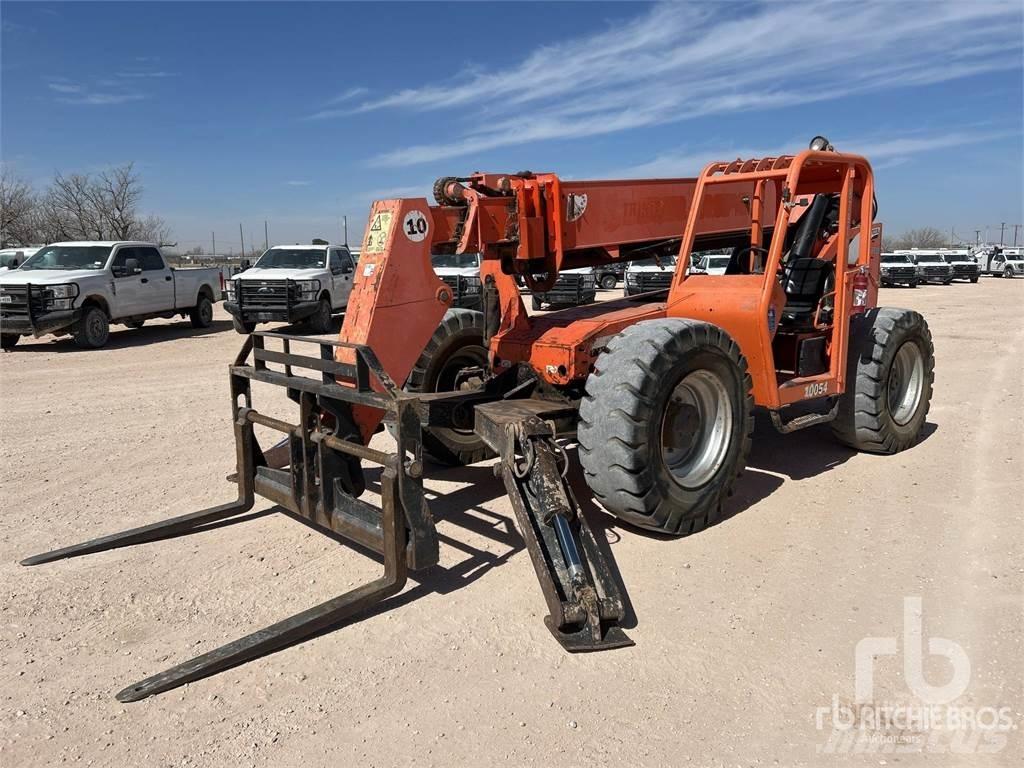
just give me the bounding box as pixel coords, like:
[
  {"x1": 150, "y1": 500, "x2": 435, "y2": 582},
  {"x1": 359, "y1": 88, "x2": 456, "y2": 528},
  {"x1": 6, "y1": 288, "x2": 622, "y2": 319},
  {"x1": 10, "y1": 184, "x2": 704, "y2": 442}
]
[
  {"x1": 232, "y1": 317, "x2": 256, "y2": 334},
  {"x1": 307, "y1": 296, "x2": 333, "y2": 333},
  {"x1": 1004, "y1": 267, "x2": 1014, "y2": 279},
  {"x1": 970, "y1": 277, "x2": 979, "y2": 283},
  {"x1": 909, "y1": 280, "x2": 918, "y2": 288},
  {"x1": 600, "y1": 273, "x2": 617, "y2": 289},
  {"x1": 73, "y1": 305, "x2": 110, "y2": 349},
  {"x1": 531, "y1": 294, "x2": 543, "y2": 311},
  {"x1": 1, "y1": 334, "x2": 19, "y2": 351},
  {"x1": 190, "y1": 295, "x2": 214, "y2": 328},
  {"x1": 831, "y1": 308, "x2": 934, "y2": 454},
  {"x1": 404, "y1": 308, "x2": 493, "y2": 466},
  {"x1": 579, "y1": 319, "x2": 753, "y2": 535}
]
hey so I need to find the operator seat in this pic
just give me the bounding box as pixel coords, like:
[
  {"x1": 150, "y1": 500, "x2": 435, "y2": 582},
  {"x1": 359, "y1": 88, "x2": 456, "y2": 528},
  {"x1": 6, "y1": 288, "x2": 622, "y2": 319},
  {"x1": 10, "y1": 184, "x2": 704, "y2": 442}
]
[{"x1": 780, "y1": 258, "x2": 834, "y2": 326}]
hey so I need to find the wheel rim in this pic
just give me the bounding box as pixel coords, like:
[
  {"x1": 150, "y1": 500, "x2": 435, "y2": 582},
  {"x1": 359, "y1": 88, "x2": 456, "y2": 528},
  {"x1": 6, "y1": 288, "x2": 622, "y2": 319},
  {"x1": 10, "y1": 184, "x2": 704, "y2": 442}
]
[
  {"x1": 660, "y1": 369, "x2": 733, "y2": 489},
  {"x1": 435, "y1": 345, "x2": 488, "y2": 437},
  {"x1": 88, "y1": 312, "x2": 107, "y2": 343},
  {"x1": 887, "y1": 341, "x2": 924, "y2": 426}
]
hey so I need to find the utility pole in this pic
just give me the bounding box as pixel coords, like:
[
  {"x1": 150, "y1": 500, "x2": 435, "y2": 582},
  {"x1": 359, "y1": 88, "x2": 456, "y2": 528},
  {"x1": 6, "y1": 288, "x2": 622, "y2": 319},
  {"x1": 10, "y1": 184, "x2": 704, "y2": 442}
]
[
  {"x1": 264, "y1": 220, "x2": 269, "y2": 250},
  {"x1": 1013, "y1": 224, "x2": 1021, "y2": 247},
  {"x1": 1000, "y1": 222, "x2": 1006, "y2": 246},
  {"x1": 974, "y1": 229, "x2": 981, "y2": 246},
  {"x1": 343, "y1": 215, "x2": 348, "y2": 247},
  {"x1": 212, "y1": 231, "x2": 216, "y2": 256},
  {"x1": 239, "y1": 224, "x2": 245, "y2": 260}
]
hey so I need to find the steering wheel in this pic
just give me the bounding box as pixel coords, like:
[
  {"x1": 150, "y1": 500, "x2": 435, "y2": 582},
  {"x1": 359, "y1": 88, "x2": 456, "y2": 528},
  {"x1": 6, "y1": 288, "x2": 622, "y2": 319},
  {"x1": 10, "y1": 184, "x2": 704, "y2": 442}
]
[{"x1": 730, "y1": 245, "x2": 770, "y2": 275}]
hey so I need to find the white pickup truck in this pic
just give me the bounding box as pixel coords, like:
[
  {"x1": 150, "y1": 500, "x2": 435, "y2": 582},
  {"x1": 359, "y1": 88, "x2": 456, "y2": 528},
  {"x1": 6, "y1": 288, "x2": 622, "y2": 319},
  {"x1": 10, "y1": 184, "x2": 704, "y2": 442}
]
[
  {"x1": 973, "y1": 246, "x2": 1024, "y2": 278},
  {"x1": 224, "y1": 243, "x2": 356, "y2": 334},
  {"x1": 0, "y1": 241, "x2": 221, "y2": 350}
]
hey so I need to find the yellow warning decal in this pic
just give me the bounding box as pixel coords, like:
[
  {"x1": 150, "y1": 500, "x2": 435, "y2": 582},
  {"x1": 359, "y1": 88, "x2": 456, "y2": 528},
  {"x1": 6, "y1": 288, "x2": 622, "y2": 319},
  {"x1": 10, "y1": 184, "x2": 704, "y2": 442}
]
[{"x1": 364, "y1": 210, "x2": 393, "y2": 255}]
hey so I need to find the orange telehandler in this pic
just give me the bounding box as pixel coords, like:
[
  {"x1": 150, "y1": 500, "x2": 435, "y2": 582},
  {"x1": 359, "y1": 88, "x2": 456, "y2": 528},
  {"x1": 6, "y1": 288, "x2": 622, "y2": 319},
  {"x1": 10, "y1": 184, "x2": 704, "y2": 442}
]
[{"x1": 24, "y1": 137, "x2": 935, "y2": 700}]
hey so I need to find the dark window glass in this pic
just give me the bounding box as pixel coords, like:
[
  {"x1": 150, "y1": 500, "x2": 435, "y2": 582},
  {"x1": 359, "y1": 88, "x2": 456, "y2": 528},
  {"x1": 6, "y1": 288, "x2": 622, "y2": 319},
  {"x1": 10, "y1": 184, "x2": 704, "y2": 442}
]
[{"x1": 138, "y1": 247, "x2": 165, "y2": 271}]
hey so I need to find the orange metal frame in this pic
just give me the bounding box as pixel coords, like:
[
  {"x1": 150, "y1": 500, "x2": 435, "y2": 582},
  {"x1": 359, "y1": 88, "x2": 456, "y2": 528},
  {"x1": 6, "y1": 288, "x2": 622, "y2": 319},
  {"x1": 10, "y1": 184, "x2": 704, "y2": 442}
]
[{"x1": 338, "y1": 150, "x2": 879, "y2": 436}]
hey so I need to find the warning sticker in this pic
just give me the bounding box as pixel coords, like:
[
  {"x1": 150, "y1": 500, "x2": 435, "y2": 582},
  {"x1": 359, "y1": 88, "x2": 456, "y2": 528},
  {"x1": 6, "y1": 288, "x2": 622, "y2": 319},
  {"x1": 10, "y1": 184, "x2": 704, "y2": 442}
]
[{"x1": 363, "y1": 211, "x2": 394, "y2": 255}]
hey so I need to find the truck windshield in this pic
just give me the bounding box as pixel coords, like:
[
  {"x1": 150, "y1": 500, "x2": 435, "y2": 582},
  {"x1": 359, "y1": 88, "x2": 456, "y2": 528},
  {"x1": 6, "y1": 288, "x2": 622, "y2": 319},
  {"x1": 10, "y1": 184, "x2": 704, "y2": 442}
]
[
  {"x1": 20, "y1": 245, "x2": 112, "y2": 271},
  {"x1": 631, "y1": 255, "x2": 677, "y2": 269},
  {"x1": 705, "y1": 256, "x2": 731, "y2": 269},
  {"x1": 432, "y1": 252, "x2": 481, "y2": 269},
  {"x1": 254, "y1": 248, "x2": 326, "y2": 269},
  {"x1": 881, "y1": 254, "x2": 911, "y2": 264}
]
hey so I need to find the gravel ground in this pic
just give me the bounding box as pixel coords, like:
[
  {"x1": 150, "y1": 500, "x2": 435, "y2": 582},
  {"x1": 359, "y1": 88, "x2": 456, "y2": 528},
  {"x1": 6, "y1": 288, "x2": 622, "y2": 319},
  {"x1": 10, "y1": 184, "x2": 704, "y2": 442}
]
[{"x1": 1, "y1": 280, "x2": 1021, "y2": 767}]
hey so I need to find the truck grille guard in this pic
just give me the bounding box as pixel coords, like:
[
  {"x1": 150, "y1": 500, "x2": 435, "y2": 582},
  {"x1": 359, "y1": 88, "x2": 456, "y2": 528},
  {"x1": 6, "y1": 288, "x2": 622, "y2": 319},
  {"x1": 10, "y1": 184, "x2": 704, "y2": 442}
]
[{"x1": 22, "y1": 329, "x2": 631, "y2": 701}]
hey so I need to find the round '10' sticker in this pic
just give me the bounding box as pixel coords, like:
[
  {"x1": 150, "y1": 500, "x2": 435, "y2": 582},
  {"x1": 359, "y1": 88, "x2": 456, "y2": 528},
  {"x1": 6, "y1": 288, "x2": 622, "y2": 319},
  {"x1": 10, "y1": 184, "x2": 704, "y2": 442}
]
[{"x1": 403, "y1": 210, "x2": 429, "y2": 242}]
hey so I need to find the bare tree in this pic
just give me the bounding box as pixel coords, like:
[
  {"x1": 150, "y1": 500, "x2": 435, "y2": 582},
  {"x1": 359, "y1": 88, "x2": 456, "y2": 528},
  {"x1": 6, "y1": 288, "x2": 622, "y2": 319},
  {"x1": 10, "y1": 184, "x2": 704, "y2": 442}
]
[
  {"x1": 31, "y1": 163, "x2": 172, "y2": 244},
  {"x1": 890, "y1": 227, "x2": 947, "y2": 250},
  {"x1": 0, "y1": 170, "x2": 39, "y2": 246}
]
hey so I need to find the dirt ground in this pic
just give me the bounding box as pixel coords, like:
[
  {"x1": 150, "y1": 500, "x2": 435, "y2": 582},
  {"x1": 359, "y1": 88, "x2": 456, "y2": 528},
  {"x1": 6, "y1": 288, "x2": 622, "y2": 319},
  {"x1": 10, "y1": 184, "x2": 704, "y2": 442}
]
[{"x1": 1, "y1": 279, "x2": 1021, "y2": 767}]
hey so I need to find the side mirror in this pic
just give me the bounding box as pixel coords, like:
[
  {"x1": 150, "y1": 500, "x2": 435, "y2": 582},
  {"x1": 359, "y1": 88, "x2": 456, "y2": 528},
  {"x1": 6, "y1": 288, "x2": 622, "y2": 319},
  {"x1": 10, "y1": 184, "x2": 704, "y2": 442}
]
[{"x1": 114, "y1": 258, "x2": 141, "y2": 277}]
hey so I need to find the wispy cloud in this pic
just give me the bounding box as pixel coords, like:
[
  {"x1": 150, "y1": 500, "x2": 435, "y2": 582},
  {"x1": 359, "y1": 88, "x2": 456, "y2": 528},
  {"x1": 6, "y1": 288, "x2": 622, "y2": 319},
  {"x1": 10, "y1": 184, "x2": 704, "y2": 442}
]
[
  {"x1": 604, "y1": 128, "x2": 1019, "y2": 179},
  {"x1": 45, "y1": 68, "x2": 161, "y2": 106},
  {"x1": 304, "y1": 86, "x2": 370, "y2": 121},
  {"x1": 115, "y1": 71, "x2": 177, "y2": 79},
  {"x1": 285, "y1": 180, "x2": 311, "y2": 187},
  {"x1": 330, "y1": 1, "x2": 1022, "y2": 167}
]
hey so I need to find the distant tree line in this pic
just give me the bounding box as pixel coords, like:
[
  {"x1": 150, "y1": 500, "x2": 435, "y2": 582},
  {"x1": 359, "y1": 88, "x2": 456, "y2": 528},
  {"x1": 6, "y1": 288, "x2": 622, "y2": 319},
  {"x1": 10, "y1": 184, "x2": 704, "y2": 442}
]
[
  {"x1": 0, "y1": 163, "x2": 171, "y2": 248},
  {"x1": 883, "y1": 227, "x2": 957, "y2": 251}
]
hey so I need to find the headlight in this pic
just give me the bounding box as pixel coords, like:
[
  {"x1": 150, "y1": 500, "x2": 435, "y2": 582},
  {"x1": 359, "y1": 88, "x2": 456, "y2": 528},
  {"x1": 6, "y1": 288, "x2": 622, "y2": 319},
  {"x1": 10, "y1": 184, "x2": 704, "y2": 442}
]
[
  {"x1": 293, "y1": 279, "x2": 320, "y2": 297},
  {"x1": 226, "y1": 281, "x2": 238, "y2": 298},
  {"x1": 625, "y1": 274, "x2": 638, "y2": 283},
  {"x1": 48, "y1": 284, "x2": 78, "y2": 299},
  {"x1": 47, "y1": 298, "x2": 74, "y2": 310}
]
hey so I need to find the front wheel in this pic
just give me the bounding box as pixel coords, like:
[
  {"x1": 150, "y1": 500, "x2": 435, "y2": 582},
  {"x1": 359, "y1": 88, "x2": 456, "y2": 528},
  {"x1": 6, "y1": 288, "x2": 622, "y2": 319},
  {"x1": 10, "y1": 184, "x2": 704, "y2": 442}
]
[
  {"x1": 970, "y1": 277, "x2": 979, "y2": 283},
  {"x1": 404, "y1": 308, "x2": 493, "y2": 465},
  {"x1": 1004, "y1": 267, "x2": 1015, "y2": 279},
  {"x1": 307, "y1": 296, "x2": 333, "y2": 333},
  {"x1": 73, "y1": 305, "x2": 110, "y2": 349},
  {"x1": 1, "y1": 334, "x2": 19, "y2": 351},
  {"x1": 579, "y1": 319, "x2": 753, "y2": 536},
  {"x1": 232, "y1": 316, "x2": 256, "y2": 334},
  {"x1": 190, "y1": 295, "x2": 214, "y2": 328},
  {"x1": 531, "y1": 294, "x2": 543, "y2": 311},
  {"x1": 832, "y1": 308, "x2": 934, "y2": 454},
  {"x1": 600, "y1": 273, "x2": 618, "y2": 289}
]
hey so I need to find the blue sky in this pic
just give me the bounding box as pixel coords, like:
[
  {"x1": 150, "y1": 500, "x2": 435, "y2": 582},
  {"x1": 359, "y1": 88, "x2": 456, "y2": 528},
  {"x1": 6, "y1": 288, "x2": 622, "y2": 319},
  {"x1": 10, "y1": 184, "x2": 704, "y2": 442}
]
[{"x1": 2, "y1": 1, "x2": 1022, "y2": 252}]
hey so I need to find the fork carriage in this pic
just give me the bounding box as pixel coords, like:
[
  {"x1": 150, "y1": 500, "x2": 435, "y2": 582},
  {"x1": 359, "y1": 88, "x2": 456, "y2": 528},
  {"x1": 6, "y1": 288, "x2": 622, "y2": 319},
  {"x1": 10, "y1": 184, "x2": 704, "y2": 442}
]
[{"x1": 23, "y1": 330, "x2": 631, "y2": 701}]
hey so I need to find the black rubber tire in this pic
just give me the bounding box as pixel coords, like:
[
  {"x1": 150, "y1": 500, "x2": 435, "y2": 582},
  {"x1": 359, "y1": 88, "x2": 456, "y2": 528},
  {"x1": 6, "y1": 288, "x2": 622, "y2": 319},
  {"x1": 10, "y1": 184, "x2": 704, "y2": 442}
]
[
  {"x1": 578, "y1": 319, "x2": 753, "y2": 536},
  {"x1": 73, "y1": 305, "x2": 110, "y2": 349},
  {"x1": 600, "y1": 273, "x2": 618, "y2": 289},
  {"x1": 1004, "y1": 267, "x2": 1014, "y2": 279},
  {"x1": 970, "y1": 277, "x2": 979, "y2": 284},
  {"x1": 405, "y1": 308, "x2": 493, "y2": 466},
  {"x1": 1, "y1": 334, "x2": 19, "y2": 350},
  {"x1": 307, "y1": 296, "x2": 333, "y2": 333},
  {"x1": 831, "y1": 307, "x2": 934, "y2": 454},
  {"x1": 189, "y1": 295, "x2": 214, "y2": 328},
  {"x1": 232, "y1": 316, "x2": 256, "y2": 334},
  {"x1": 124, "y1": 319, "x2": 145, "y2": 329},
  {"x1": 909, "y1": 280, "x2": 918, "y2": 288},
  {"x1": 531, "y1": 294, "x2": 543, "y2": 311}
]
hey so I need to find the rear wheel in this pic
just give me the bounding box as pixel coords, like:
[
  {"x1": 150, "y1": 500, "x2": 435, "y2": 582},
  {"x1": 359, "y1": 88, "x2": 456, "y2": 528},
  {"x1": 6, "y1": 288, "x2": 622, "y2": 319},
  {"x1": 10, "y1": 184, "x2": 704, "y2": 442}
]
[
  {"x1": 832, "y1": 307, "x2": 934, "y2": 454},
  {"x1": 578, "y1": 319, "x2": 753, "y2": 535},
  {"x1": 189, "y1": 295, "x2": 214, "y2": 328},
  {"x1": 307, "y1": 296, "x2": 333, "y2": 333},
  {"x1": 600, "y1": 273, "x2": 617, "y2": 289},
  {"x1": 73, "y1": 305, "x2": 110, "y2": 349},
  {"x1": 1, "y1": 334, "x2": 19, "y2": 351},
  {"x1": 232, "y1": 316, "x2": 256, "y2": 334},
  {"x1": 405, "y1": 308, "x2": 493, "y2": 466}
]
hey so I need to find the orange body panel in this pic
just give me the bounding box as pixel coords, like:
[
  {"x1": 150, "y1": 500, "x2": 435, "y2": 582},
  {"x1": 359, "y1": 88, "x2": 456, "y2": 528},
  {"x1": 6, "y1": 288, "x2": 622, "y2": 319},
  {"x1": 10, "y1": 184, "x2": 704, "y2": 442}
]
[{"x1": 335, "y1": 147, "x2": 879, "y2": 435}]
